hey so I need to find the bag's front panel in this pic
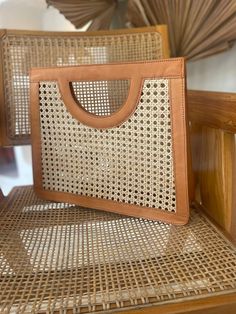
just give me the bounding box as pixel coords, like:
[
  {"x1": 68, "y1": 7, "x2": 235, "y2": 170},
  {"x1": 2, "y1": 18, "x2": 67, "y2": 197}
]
[{"x1": 38, "y1": 79, "x2": 176, "y2": 213}]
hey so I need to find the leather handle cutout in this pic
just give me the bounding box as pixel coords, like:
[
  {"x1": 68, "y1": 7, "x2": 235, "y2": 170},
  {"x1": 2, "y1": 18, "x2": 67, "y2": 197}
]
[
  {"x1": 31, "y1": 59, "x2": 184, "y2": 128},
  {"x1": 58, "y1": 77, "x2": 142, "y2": 129}
]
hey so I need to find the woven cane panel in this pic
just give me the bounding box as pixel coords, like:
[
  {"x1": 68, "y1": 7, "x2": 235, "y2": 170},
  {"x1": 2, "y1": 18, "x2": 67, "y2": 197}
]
[
  {"x1": 39, "y1": 79, "x2": 176, "y2": 212},
  {"x1": 1, "y1": 31, "x2": 162, "y2": 142},
  {"x1": 71, "y1": 80, "x2": 130, "y2": 115},
  {"x1": 0, "y1": 186, "x2": 236, "y2": 313}
]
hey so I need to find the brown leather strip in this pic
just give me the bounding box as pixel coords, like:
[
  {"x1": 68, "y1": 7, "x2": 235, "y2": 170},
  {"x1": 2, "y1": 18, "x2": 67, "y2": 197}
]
[
  {"x1": 30, "y1": 58, "x2": 184, "y2": 82},
  {"x1": 34, "y1": 188, "x2": 189, "y2": 225},
  {"x1": 30, "y1": 82, "x2": 44, "y2": 191},
  {"x1": 169, "y1": 78, "x2": 189, "y2": 221}
]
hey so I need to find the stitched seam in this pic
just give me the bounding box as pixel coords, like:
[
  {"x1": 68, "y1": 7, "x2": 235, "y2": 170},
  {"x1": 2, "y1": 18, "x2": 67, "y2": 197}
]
[
  {"x1": 169, "y1": 77, "x2": 189, "y2": 219},
  {"x1": 30, "y1": 74, "x2": 183, "y2": 84},
  {"x1": 29, "y1": 58, "x2": 185, "y2": 75}
]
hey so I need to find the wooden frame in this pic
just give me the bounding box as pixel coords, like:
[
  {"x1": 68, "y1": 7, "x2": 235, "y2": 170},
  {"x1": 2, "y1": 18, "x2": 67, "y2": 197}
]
[
  {"x1": 109, "y1": 293, "x2": 236, "y2": 314},
  {"x1": 188, "y1": 90, "x2": 236, "y2": 240}
]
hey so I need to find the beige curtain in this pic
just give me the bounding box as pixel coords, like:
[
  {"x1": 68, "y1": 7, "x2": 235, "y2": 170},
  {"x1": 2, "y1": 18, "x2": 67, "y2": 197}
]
[
  {"x1": 127, "y1": 0, "x2": 236, "y2": 60},
  {"x1": 46, "y1": 0, "x2": 117, "y2": 30}
]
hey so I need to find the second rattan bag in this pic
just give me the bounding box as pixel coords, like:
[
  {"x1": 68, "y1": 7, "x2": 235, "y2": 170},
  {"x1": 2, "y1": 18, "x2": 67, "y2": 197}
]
[{"x1": 30, "y1": 58, "x2": 189, "y2": 224}]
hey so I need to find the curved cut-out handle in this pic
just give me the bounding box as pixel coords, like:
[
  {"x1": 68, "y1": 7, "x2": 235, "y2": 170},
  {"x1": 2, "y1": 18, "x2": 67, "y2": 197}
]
[
  {"x1": 58, "y1": 77, "x2": 142, "y2": 129},
  {"x1": 31, "y1": 60, "x2": 184, "y2": 128}
]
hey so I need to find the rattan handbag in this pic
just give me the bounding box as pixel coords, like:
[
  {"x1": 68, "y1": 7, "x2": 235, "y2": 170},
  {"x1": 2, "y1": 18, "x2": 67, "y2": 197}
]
[{"x1": 30, "y1": 58, "x2": 189, "y2": 224}]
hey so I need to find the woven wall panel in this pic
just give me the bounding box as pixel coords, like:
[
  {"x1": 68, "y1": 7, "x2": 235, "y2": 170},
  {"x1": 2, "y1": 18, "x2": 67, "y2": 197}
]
[
  {"x1": 0, "y1": 26, "x2": 167, "y2": 146},
  {"x1": 0, "y1": 186, "x2": 236, "y2": 313}
]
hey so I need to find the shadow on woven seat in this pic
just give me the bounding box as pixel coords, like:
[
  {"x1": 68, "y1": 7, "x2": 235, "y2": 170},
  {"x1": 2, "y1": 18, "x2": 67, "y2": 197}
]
[{"x1": 0, "y1": 186, "x2": 236, "y2": 313}]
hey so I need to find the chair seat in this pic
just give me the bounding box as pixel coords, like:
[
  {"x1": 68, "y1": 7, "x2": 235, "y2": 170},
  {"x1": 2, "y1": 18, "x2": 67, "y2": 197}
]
[{"x1": 0, "y1": 186, "x2": 236, "y2": 313}]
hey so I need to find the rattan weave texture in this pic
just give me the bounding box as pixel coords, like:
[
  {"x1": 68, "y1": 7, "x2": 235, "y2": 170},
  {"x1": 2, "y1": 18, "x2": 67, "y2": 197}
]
[
  {"x1": 0, "y1": 186, "x2": 236, "y2": 313},
  {"x1": 39, "y1": 79, "x2": 176, "y2": 213},
  {"x1": 0, "y1": 28, "x2": 164, "y2": 145},
  {"x1": 71, "y1": 80, "x2": 129, "y2": 115}
]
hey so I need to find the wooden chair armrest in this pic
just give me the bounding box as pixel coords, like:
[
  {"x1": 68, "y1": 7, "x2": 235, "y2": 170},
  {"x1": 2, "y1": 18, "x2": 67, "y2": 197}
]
[
  {"x1": 187, "y1": 89, "x2": 236, "y2": 240},
  {"x1": 188, "y1": 90, "x2": 236, "y2": 133}
]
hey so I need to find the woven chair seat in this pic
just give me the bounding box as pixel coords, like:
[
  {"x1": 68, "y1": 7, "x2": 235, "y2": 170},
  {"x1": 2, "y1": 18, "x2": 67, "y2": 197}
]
[{"x1": 0, "y1": 186, "x2": 236, "y2": 313}]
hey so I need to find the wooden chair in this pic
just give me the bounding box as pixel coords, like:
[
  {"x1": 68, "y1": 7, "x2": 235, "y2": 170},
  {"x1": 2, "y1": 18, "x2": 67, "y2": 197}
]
[
  {"x1": 188, "y1": 90, "x2": 236, "y2": 241},
  {"x1": 0, "y1": 26, "x2": 169, "y2": 146},
  {"x1": 0, "y1": 27, "x2": 235, "y2": 314}
]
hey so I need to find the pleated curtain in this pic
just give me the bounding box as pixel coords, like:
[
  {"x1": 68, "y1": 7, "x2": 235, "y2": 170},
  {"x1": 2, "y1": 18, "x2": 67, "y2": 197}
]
[
  {"x1": 46, "y1": 0, "x2": 117, "y2": 30},
  {"x1": 46, "y1": 0, "x2": 236, "y2": 60},
  {"x1": 127, "y1": 0, "x2": 236, "y2": 60}
]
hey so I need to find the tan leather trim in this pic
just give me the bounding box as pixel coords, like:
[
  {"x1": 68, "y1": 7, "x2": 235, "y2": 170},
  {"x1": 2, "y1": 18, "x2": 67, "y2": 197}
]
[
  {"x1": 30, "y1": 82, "x2": 44, "y2": 191},
  {"x1": 31, "y1": 59, "x2": 184, "y2": 128},
  {"x1": 30, "y1": 58, "x2": 189, "y2": 224},
  {"x1": 34, "y1": 188, "x2": 189, "y2": 225},
  {"x1": 30, "y1": 59, "x2": 184, "y2": 82},
  {"x1": 169, "y1": 78, "x2": 189, "y2": 222}
]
